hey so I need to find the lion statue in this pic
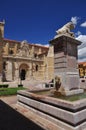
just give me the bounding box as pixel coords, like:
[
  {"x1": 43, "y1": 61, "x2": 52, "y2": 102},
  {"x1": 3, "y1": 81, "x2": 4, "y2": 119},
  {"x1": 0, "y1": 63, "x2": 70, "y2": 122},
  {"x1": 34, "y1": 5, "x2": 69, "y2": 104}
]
[{"x1": 54, "y1": 22, "x2": 75, "y2": 38}]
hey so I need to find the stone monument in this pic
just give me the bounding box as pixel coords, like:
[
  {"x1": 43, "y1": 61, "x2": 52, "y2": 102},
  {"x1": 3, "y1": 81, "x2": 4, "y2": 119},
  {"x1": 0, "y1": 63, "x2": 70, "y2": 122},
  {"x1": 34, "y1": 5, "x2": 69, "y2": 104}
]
[
  {"x1": 17, "y1": 22, "x2": 86, "y2": 130},
  {"x1": 50, "y1": 22, "x2": 83, "y2": 95}
]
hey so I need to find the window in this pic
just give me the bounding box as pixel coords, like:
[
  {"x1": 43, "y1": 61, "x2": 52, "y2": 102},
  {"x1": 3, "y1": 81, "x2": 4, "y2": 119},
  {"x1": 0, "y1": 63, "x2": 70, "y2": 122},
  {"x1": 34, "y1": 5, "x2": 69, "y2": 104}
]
[
  {"x1": 9, "y1": 50, "x2": 14, "y2": 54},
  {"x1": 3, "y1": 61, "x2": 6, "y2": 70},
  {"x1": 36, "y1": 65, "x2": 38, "y2": 71},
  {"x1": 34, "y1": 53, "x2": 37, "y2": 58}
]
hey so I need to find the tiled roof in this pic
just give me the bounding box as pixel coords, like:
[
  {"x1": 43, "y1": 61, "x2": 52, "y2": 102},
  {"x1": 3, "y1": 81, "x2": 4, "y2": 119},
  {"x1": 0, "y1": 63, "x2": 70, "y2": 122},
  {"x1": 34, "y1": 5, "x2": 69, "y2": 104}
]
[
  {"x1": 78, "y1": 62, "x2": 86, "y2": 65},
  {"x1": 4, "y1": 38, "x2": 20, "y2": 43}
]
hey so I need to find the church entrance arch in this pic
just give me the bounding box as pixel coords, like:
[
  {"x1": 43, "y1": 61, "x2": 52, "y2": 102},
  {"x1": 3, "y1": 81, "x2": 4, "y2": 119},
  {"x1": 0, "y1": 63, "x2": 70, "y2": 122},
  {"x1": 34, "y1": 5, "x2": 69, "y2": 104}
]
[{"x1": 19, "y1": 63, "x2": 29, "y2": 80}]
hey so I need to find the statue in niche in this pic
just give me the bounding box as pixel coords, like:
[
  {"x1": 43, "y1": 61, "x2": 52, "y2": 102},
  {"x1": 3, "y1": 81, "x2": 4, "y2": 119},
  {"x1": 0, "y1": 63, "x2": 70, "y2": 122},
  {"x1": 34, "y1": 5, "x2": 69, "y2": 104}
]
[
  {"x1": 54, "y1": 22, "x2": 75, "y2": 38},
  {"x1": 17, "y1": 40, "x2": 29, "y2": 57}
]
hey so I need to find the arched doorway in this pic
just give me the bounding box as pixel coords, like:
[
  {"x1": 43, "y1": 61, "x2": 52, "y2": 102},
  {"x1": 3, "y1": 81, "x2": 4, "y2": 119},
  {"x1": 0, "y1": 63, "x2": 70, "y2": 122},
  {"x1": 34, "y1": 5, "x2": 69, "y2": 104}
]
[
  {"x1": 19, "y1": 63, "x2": 29, "y2": 80},
  {"x1": 20, "y1": 69, "x2": 26, "y2": 80}
]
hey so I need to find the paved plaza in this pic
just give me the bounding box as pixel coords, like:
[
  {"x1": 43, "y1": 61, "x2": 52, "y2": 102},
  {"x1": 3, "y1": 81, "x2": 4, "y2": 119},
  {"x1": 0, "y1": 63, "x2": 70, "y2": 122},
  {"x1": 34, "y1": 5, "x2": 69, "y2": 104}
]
[
  {"x1": 0, "y1": 98, "x2": 45, "y2": 130},
  {"x1": 0, "y1": 95, "x2": 60, "y2": 130}
]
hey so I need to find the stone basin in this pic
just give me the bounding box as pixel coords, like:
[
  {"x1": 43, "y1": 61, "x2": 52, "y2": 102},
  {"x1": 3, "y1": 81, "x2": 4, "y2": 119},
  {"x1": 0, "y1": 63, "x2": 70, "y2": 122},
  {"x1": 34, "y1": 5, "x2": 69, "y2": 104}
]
[{"x1": 17, "y1": 89, "x2": 86, "y2": 130}]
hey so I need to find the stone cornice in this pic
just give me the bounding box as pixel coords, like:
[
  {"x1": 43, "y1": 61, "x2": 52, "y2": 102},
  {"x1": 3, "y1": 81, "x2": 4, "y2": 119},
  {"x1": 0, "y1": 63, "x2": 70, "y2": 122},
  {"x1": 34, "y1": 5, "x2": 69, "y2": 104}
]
[
  {"x1": 49, "y1": 34, "x2": 82, "y2": 45},
  {"x1": 3, "y1": 55, "x2": 44, "y2": 62}
]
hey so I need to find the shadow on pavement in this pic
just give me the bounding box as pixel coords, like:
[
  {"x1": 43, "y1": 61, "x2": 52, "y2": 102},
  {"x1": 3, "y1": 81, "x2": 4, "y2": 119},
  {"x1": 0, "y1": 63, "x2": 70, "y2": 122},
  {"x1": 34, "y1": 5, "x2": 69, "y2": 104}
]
[{"x1": 0, "y1": 100, "x2": 45, "y2": 130}]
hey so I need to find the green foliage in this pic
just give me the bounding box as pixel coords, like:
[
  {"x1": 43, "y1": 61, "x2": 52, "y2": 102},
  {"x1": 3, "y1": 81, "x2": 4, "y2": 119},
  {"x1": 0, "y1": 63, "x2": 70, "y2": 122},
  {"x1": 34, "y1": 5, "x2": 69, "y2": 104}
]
[{"x1": 0, "y1": 87, "x2": 25, "y2": 96}]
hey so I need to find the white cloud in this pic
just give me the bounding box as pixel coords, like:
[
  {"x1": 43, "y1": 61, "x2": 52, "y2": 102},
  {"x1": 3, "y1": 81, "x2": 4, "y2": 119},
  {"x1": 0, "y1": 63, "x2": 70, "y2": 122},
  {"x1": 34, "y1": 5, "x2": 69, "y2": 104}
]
[
  {"x1": 76, "y1": 35, "x2": 86, "y2": 62},
  {"x1": 80, "y1": 21, "x2": 86, "y2": 27},
  {"x1": 71, "y1": 16, "x2": 79, "y2": 25},
  {"x1": 76, "y1": 35, "x2": 86, "y2": 49},
  {"x1": 44, "y1": 44, "x2": 49, "y2": 47},
  {"x1": 75, "y1": 31, "x2": 82, "y2": 36},
  {"x1": 35, "y1": 43, "x2": 49, "y2": 47}
]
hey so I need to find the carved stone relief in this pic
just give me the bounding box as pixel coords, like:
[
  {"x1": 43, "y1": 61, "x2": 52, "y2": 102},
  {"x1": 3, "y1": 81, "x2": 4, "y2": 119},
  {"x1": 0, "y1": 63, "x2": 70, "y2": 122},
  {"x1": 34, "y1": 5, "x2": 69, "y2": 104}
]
[
  {"x1": 54, "y1": 22, "x2": 75, "y2": 38},
  {"x1": 17, "y1": 40, "x2": 30, "y2": 57}
]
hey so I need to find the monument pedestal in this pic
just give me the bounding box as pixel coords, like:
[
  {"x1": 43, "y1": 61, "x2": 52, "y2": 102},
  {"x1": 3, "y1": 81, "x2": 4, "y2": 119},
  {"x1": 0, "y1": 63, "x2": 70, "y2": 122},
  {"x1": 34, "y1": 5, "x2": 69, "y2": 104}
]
[{"x1": 50, "y1": 34, "x2": 83, "y2": 95}]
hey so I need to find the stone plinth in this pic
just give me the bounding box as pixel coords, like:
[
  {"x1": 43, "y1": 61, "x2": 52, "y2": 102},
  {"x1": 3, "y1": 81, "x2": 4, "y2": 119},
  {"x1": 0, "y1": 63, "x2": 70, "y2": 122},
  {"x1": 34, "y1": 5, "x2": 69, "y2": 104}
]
[
  {"x1": 17, "y1": 90, "x2": 86, "y2": 130},
  {"x1": 50, "y1": 34, "x2": 82, "y2": 94}
]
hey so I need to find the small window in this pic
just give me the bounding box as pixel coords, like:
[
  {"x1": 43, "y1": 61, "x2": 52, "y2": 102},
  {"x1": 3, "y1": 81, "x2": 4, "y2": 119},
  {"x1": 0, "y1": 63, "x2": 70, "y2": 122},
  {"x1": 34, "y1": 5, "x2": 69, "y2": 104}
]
[
  {"x1": 3, "y1": 61, "x2": 6, "y2": 70},
  {"x1": 34, "y1": 53, "x2": 37, "y2": 58},
  {"x1": 9, "y1": 50, "x2": 14, "y2": 54},
  {"x1": 36, "y1": 65, "x2": 38, "y2": 71}
]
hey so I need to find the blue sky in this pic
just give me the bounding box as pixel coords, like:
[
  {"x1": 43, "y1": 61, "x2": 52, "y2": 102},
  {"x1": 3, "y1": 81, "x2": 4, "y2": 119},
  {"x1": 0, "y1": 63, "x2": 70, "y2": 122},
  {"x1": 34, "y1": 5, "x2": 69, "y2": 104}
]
[{"x1": 0, "y1": 0, "x2": 86, "y2": 62}]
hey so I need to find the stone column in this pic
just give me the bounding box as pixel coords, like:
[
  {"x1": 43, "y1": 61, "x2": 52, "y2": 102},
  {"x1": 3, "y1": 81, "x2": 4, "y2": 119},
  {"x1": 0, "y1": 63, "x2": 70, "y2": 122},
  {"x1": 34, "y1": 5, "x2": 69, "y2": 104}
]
[
  {"x1": 6, "y1": 61, "x2": 13, "y2": 81},
  {"x1": 29, "y1": 62, "x2": 33, "y2": 79},
  {"x1": 14, "y1": 62, "x2": 19, "y2": 81},
  {"x1": 50, "y1": 34, "x2": 83, "y2": 95}
]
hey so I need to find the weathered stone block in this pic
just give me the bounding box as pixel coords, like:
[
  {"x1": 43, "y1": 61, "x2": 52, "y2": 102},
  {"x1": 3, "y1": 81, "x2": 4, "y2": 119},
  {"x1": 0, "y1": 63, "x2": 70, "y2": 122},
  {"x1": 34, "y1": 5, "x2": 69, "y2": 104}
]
[
  {"x1": 50, "y1": 34, "x2": 82, "y2": 92},
  {"x1": 17, "y1": 90, "x2": 86, "y2": 130}
]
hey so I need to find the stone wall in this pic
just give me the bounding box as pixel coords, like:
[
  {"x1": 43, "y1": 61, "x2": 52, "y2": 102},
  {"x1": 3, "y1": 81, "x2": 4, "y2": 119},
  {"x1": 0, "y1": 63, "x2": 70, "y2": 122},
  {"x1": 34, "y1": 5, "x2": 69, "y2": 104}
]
[{"x1": 2, "y1": 39, "x2": 52, "y2": 81}]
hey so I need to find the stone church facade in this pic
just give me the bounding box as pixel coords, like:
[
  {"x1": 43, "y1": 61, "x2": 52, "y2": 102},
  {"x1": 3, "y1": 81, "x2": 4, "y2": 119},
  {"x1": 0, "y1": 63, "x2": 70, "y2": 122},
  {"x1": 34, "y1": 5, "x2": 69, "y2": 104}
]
[{"x1": 0, "y1": 21, "x2": 54, "y2": 82}]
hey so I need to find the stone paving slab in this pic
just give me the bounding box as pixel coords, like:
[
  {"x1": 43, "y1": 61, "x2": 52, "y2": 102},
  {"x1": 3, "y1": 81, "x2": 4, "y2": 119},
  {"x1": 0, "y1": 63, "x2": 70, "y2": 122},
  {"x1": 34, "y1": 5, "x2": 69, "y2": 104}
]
[
  {"x1": 0, "y1": 99, "x2": 45, "y2": 130},
  {"x1": 0, "y1": 95, "x2": 61, "y2": 130}
]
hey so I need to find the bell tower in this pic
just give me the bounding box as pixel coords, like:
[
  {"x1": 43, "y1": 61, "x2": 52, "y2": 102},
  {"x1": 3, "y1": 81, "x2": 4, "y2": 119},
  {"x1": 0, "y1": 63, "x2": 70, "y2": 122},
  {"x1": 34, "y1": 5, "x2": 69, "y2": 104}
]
[
  {"x1": 0, "y1": 20, "x2": 5, "y2": 38},
  {"x1": 0, "y1": 20, "x2": 5, "y2": 81}
]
